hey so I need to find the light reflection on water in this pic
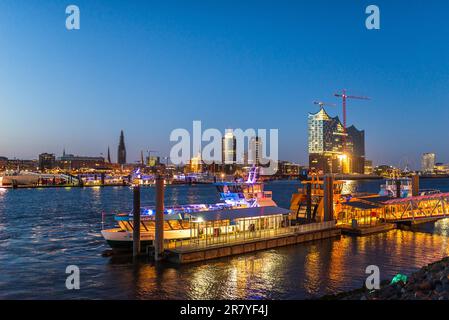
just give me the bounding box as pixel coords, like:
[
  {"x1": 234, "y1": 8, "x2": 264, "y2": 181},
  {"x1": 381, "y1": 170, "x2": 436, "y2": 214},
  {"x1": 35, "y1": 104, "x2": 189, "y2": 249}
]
[{"x1": 0, "y1": 179, "x2": 449, "y2": 299}]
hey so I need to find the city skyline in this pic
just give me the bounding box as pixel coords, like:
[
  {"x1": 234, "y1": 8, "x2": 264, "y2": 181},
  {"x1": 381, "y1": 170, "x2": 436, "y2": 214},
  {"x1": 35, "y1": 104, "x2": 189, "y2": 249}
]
[{"x1": 1, "y1": 1, "x2": 449, "y2": 168}]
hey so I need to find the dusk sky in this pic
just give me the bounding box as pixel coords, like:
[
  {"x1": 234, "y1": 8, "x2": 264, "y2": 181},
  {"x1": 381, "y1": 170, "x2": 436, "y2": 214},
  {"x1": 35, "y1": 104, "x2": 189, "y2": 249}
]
[{"x1": 0, "y1": 0, "x2": 448, "y2": 168}]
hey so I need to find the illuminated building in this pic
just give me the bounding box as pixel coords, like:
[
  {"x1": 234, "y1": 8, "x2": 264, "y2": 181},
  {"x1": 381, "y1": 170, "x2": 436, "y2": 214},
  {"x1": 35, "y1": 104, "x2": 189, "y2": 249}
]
[
  {"x1": 421, "y1": 153, "x2": 436, "y2": 173},
  {"x1": 59, "y1": 153, "x2": 105, "y2": 170},
  {"x1": 117, "y1": 130, "x2": 127, "y2": 165},
  {"x1": 222, "y1": 129, "x2": 237, "y2": 174},
  {"x1": 0, "y1": 156, "x2": 7, "y2": 171},
  {"x1": 308, "y1": 108, "x2": 345, "y2": 173},
  {"x1": 374, "y1": 165, "x2": 395, "y2": 177},
  {"x1": 4, "y1": 159, "x2": 38, "y2": 171},
  {"x1": 187, "y1": 154, "x2": 203, "y2": 173},
  {"x1": 364, "y1": 160, "x2": 374, "y2": 175},
  {"x1": 435, "y1": 163, "x2": 449, "y2": 174},
  {"x1": 308, "y1": 107, "x2": 365, "y2": 174},
  {"x1": 147, "y1": 156, "x2": 160, "y2": 167},
  {"x1": 248, "y1": 136, "x2": 262, "y2": 166},
  {"x1": 277, "y1": 161, "x2": 302, "y2": 175}
]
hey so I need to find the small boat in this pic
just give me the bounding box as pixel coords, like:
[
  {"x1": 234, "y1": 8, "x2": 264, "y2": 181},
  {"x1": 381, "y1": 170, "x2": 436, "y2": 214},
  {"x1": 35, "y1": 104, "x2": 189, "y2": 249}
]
[{"x1": 379, "y1": 177, "x2": 440, "y2": 198}]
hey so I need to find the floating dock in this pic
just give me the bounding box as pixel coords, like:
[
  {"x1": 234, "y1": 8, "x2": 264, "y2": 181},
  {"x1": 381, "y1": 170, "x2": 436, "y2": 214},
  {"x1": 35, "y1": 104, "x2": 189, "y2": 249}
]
[
  {"x1": 166, "y1": 221, "x2": 340, "y2": 264},
  {"x1": 339, "y1": 223, "x2": 396, "y2": 236}
]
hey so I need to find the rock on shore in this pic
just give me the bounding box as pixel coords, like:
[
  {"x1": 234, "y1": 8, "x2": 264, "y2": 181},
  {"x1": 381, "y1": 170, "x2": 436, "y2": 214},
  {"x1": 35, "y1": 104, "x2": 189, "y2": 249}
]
[{"x1": 323, "y1": 257, "x2": 449, "y2": 300}]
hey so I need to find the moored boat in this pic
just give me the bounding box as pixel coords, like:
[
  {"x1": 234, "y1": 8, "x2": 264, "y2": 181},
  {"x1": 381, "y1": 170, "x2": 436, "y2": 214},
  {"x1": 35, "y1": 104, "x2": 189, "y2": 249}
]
[{"x1": 102, "y1": 167, "x2": 278, "y2": 250}]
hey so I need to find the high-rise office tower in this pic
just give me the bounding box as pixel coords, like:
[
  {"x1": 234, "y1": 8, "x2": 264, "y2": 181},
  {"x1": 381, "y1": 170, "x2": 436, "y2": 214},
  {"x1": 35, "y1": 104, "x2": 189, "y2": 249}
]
[
  {"x1": 222, "y1": 129, "x2": 236, "y2": 165},
  {"x1": 248, "y1": 136, "x2": 262, "y2": 166},
  {"x1": 222, "y1": 129, "x2": 237, "y2": 174},
  {"x1": 421, "y1": 153, "x2": 436, "y2": 173}
]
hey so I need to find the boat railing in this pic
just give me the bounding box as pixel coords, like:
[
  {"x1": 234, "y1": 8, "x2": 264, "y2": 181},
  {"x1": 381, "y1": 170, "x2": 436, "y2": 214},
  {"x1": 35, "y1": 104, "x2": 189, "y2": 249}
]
[{"x1": 419, "y1": 189, "x2": 441, "y2": 195}]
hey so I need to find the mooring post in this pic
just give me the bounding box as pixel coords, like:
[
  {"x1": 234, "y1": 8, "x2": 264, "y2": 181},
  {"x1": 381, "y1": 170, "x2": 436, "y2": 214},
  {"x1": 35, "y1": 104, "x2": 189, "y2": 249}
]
[
  {"x1": 133, "y1": 185, "x2": 141, "y2": 258},
  {"x1": 395, "y1": 179, "x2": 402, "y2": 198},
  {"x1": 154, "y1": 174, "x2": 165, "y2": 261},
  {"x1": 306, "y1": 182, "x2": 312, "y2": 222},
  {"x1": 323, "y1": 175, "x2": 334, "y2": 222},
  {"x1": 412, "y1": 175, "x2": 419, "y2": 197}
]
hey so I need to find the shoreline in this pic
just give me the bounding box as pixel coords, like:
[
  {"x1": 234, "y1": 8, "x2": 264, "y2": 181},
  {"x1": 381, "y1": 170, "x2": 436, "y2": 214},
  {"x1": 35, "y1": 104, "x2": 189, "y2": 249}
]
[
  {"x1": 322, "y1": 256, "x2": 449, "y2": 300},
  {"x1": 2, "y1": 175, "x2": 449, "y2": 189}
]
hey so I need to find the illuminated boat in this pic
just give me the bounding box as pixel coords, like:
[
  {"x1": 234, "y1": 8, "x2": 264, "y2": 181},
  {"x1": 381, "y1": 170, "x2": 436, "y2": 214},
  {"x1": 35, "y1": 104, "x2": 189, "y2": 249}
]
[
  {"x1": 101, "y1": 167, "x2": 278, "y2": 250},
  {"x1": 379, "y1": 177, "x2": 440, "y2": 198}
]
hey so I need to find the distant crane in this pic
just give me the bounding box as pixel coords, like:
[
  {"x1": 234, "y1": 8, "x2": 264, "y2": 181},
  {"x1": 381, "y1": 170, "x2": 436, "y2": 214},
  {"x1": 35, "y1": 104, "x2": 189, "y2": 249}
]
[
  {"x1": 334, "y1": 90, "x2": 370, "y2": 151},
  {"x1": 313, "y1": 101, "x2": 336, "y2": 109}
]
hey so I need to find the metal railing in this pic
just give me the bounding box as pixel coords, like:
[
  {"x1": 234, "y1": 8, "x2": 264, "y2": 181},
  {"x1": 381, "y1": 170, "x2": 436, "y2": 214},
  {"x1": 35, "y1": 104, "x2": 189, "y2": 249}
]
[
  {"x1": 290, "y1": 220, "x2": 336, "y2": 234},
  {"x1": 166, "y1": 220, "x2": 337, "y2": 250}
]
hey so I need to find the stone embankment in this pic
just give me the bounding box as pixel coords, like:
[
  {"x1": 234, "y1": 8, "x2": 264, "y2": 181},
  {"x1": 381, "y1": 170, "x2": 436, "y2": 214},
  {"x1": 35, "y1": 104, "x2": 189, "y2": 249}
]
[{"x1": 323, "y1": 257, "x2": 449, "y2": 300}]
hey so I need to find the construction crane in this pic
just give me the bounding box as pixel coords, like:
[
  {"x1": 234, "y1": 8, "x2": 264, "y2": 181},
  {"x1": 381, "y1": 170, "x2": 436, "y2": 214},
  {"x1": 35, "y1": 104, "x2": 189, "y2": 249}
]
[
  {"x1": 334, "y1": 90, "x2": 370, "y2": 150},
  {"x1": 313, "y1": 101, "x2": 336, "y2": 109}
]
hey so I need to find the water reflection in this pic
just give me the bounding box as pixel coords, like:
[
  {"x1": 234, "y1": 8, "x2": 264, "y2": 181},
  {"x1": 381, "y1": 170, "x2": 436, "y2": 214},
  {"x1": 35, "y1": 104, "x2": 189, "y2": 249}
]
[
  {"x1": 2, "y1": 181, "x2": 449, "y2": 299},
  {"x1": 341, "y1": 180, "x2": 357, "y2": 194},
  {"x1": 100, "y1": 228, "x2": 449, "y2": 300}
]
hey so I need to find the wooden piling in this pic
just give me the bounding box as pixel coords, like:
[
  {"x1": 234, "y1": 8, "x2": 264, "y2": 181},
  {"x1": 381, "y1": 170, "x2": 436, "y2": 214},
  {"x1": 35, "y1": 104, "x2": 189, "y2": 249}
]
[
  {"x1": 395, "y1": 179, "x2": 401, "y2": 198},
  {"x1": 306, "y1": 183, "x2": 312, "y2": 221},
  {"x1": 154, "y1": 175, "x2": 165, "y2": 260},
  {"x1": 412, "y1": 175, "x2": 419, "y2": 197},
  {"x1": 323, "y1": 175, "x2": 333, "y2": 221},
  {"x1": 133, "y1": 185, "x2": 141, "y2": 257}
]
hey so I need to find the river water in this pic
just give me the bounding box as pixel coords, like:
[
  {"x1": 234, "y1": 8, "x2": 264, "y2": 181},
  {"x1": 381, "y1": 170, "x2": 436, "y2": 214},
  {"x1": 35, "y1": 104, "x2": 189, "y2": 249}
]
[{"x1": 1, "y1": 179, "x2": 449, "y2": 299}]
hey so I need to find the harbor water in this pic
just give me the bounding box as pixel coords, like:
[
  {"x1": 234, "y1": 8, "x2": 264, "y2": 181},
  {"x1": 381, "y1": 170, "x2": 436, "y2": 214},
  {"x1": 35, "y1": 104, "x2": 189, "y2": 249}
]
[{"x1": 1, "y1": 179, "x2": 449, "y2": 299}]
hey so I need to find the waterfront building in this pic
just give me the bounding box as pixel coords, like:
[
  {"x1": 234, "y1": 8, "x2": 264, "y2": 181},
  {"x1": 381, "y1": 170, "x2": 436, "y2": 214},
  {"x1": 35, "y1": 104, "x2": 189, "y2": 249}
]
[
  {"x1": 107, "y1": 147, "x2": 111, "y2": 163},
  {"x1": 277, "y1": 161, "x2": 302, "y2": 176},
  {"x1": 374, "y1": 165, "x2": 395, "y2": 177},
  {"x1": 0, "y1": 156, "x2": 7, "y2": 171},
  {"x1": 421, "y1": 153, "x2": 436, "y2": 173},
  {"x1": 38, "y1": 153, "x2": 56, "y2": 171},
  {"x1": 5, "y1": 159, "x2": 38, "y2": 171},
  {"x1": 308, "y1": 108, "x2": 365, "y2": 174},
  {"x1": 147, "y1": 156, "x2": 160, "y2": 167},
  {"x1": 364, "y1": 160, "x2": 374, "y2": 175},
  {"x1": 187, "y1": 154, "x2": 203, "y2": 173},
  {"x1": 59, "y1": 154, "x2": 105, "y2": 170},
  {"x1": 435, "y1": 163, "x2": 449, "y2": 174},
  {"x1": 117, "y1": 130, "x2": 127, "y2": 165}
]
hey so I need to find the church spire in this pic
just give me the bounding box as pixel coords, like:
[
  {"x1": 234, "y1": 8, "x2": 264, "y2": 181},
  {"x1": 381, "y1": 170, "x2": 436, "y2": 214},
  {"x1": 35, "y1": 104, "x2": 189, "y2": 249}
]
[
  {"x1": 107, "y1": 146, "x2": 111, "y2": 163},
  {"x1": 117, "y1": 130, "x2": 127, "y2": 165}
]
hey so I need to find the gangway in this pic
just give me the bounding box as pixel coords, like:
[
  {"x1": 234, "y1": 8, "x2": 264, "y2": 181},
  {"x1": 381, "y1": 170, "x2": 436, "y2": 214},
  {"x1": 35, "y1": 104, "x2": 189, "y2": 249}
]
[{"x1": 383, "y1": 192, "x2": 449, "y2": 223}]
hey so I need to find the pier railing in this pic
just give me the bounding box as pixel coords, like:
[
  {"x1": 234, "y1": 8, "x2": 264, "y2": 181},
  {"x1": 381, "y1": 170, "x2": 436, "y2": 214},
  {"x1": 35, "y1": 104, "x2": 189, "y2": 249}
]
[
  {"x1": 290, "y1": 220, "x2": 336, "y2": 234},
  {"x1": 166, "y1": 220, "x2": 337, "y2": 251}
]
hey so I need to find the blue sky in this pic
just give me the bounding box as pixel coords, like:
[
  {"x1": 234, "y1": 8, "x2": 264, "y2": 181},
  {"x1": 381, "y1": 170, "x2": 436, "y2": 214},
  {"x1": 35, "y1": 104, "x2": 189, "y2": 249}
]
[{"x1": 0, "y1": 0, "x2": 448, "y2": 168}]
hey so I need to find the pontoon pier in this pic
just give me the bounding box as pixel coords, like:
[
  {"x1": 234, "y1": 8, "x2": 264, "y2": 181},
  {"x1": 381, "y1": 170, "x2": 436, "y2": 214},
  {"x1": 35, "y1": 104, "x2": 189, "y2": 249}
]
[{"x1": 102, "y1": 171, "x2": 342, "y2": 264}]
